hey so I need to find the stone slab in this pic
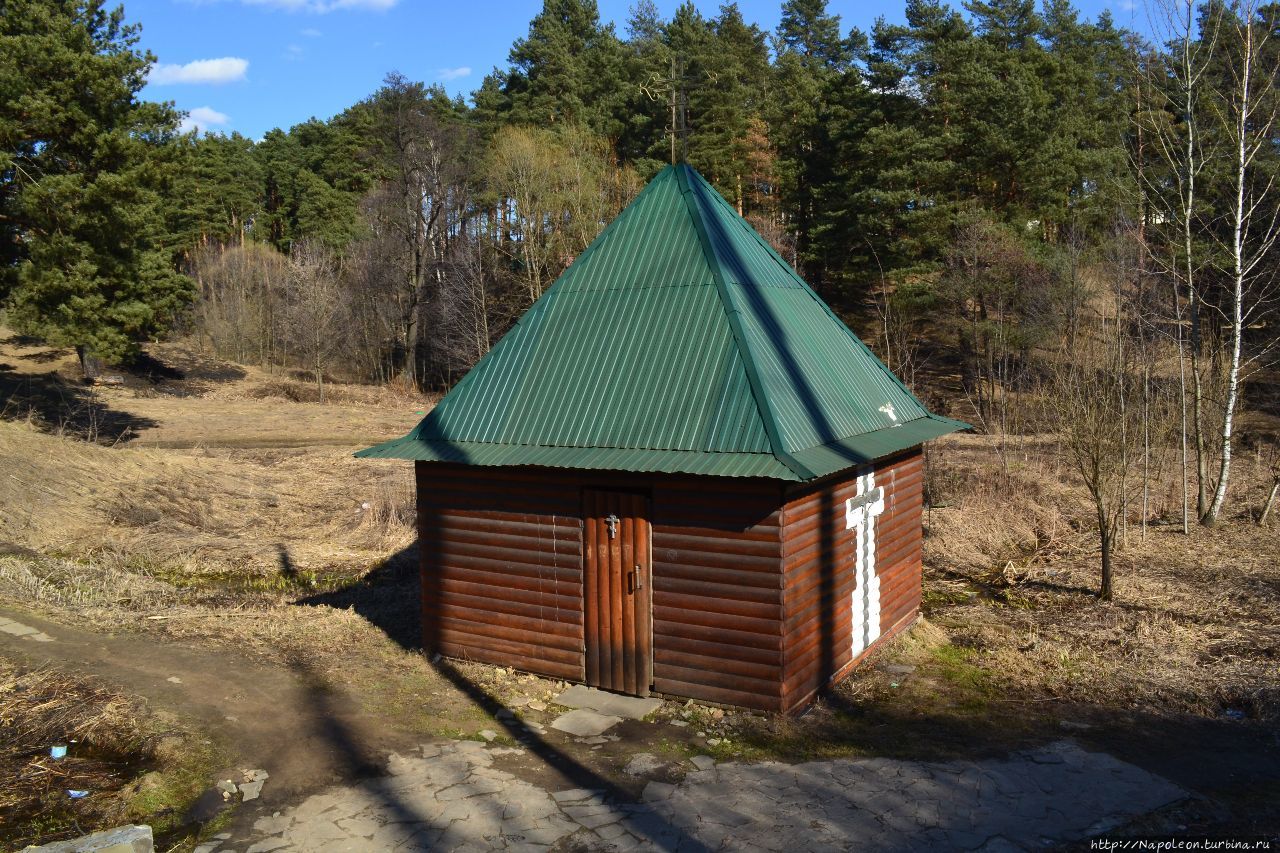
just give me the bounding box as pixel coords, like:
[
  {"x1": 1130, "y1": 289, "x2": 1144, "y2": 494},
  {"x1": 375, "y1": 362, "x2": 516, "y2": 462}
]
[
  {"x1": 549, "y1": 708, "x2": 623, "y2": 737},
  {"x1": 624, "y1": 753, "x2": 666, "y2": 777},
  {"x1": 555, "y1": 685, "x2": 663, "y2": 720},
  {"x1": 23, "y1": 824, "x2": 153, "y2": 853},
  {"x1": 212, "y1": 735, "x2": 1187, "y2": 853}
]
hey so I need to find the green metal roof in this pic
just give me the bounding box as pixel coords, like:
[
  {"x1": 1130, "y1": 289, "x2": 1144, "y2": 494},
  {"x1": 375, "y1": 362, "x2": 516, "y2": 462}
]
[{"x1": 357, "y1": 164, "x2": 966, "y2": 481}]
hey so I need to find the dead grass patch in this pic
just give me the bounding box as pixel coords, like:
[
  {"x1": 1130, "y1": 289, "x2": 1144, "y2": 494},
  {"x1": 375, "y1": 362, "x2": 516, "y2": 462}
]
[
  {"x1": 0, "y1": 660, "x2": 216, "y2": 850},
  {"x1": 0, "y1": 554, "x2": 180, "y2": 610},
  {"x1": 921, "y1": 434, "x2": 1280, "y2": 723},
  {"x1": 0, "y1": 419, "x2": 415, "y2": 583}
]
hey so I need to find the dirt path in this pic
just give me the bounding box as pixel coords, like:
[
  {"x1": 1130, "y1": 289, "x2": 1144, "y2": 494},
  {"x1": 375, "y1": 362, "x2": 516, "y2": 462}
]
[
  {"x1": 0, "y1": 605, "x2": 413, "y2": 809},
  {"x1": 4, "y1": 604, "x2": 1276, "y2": 851},
  {"x1": 2, "y1": 607, "x2": 1195, "y2": 852}
]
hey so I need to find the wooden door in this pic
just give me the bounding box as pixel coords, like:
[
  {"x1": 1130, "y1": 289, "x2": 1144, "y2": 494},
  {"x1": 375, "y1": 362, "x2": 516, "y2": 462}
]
[{"x1": 583, "y1": 490, "x2": 652, "y2": 696}]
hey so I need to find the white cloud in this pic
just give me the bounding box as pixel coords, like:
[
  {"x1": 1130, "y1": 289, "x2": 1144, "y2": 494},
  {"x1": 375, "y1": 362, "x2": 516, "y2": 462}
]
[
  {"x1": 179, "y1": 106, "x2": 230, "y2": 134},
  {"x1": 436, "y1": 66, "x2": 471, "y2": 82},
  {"x1": 150, "y1": 57, "x2": 249, "y2": 85},
  {"x1": 240, "y1": 0, "x2": 397, "y2": 12},
  {"x1": 285, "y1": 44, "x2": 305, "y2": 60},
  {"x1": 300, "y1": 27, "x2": 322, "y2": 36}
]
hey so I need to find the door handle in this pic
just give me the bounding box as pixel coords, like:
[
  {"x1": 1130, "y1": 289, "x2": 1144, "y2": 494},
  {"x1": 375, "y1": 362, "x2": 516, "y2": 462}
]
[{"x1": 629, "y1": 564, "x2": 644, "y2": 593}]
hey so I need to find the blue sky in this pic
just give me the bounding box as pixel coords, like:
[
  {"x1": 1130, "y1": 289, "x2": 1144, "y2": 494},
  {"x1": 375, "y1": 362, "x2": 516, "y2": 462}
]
[{"x1": 132, "y1": 0, "x2": 1141, "y2": 138}]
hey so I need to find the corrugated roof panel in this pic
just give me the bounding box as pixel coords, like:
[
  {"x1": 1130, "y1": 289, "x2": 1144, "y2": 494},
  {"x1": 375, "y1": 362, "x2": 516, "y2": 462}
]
[
  {"x1": 423, "y1": 290, "x2": 548, "y2": 441},
  {"x1": 703, "y1": 343, "x2": 767, "y2": 452},
  {"x1": 788, "y1": 415, "x2": 970, "y2": 472},
  {"x1": 496, "y1": 282, "x2": 769, "y2": 452},
  {"x1": 734, "y1": 286, "x2": 930, "y2": 453},
  {"x1": 687, "y1": 175, "x2": 805, "y2": 291},
  {"x1": 359, "y1": 164, "x2": 965, "y2": 481},
  {"x1": 556, "y1": 169, "x2": 714, "y2": 293}
]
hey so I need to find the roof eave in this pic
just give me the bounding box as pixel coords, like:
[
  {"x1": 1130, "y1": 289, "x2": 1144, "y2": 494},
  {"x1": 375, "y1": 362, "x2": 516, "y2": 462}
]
[{"x1": 354, "y1": 414, "x2": 969, "y2": 483}]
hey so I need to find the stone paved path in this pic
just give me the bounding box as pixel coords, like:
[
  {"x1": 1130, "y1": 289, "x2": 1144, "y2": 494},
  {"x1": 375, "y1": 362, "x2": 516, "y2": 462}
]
[
  {"x1": 213, "y1": 738, "x2": 1184, "y2": 853},
  {"x1": 0, "y1": 613, "x2": 55, "y2": 642}
]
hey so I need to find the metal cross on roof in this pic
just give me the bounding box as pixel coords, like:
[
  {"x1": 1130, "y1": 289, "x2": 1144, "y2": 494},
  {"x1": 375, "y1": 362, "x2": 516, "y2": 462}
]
[{"x1": 640, "y1": 56, "x2": 715, "y2": 165}]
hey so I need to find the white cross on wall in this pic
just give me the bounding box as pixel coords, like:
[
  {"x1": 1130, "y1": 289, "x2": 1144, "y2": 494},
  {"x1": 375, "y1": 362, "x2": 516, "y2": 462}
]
[{"x1": 846, "y1": 470, "x2": 886, "y2": 658}]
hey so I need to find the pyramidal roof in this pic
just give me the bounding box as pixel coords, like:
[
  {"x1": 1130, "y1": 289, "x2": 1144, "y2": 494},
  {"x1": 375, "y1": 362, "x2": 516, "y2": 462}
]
[{"x1": 357, "y1": 164, "x2": 965, "y2": 482}]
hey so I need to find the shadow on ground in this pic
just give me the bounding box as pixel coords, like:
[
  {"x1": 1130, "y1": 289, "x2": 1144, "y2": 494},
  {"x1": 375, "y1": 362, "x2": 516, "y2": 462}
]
[
  {"x1": 292, "y1": 547, "x2": 710, "y2": 851},
  {"x1": 118, "y1": 346, "x2": 246, "y2": 397},
  {"x1": 0, "y1": 362, "x2": 158, "y2": 443},
  {"x1": 296, "y1": 544, "x2": 421, "y2": 650},
  {"x1": 295, "y1": 545, "x2": 1280, "y2": 841}
]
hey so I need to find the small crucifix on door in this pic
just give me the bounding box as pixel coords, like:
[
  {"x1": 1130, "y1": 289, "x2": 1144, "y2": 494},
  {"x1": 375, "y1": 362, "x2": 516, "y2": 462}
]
[{"x1": 846, "y1": 470, "x2": 886, "y2": 658}]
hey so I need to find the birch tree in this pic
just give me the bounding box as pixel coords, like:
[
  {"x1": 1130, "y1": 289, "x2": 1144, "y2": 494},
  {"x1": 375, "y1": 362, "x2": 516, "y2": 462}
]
[
  {"x1": 1203, "y1": 0, "x2": 1280, "y2": 525},
  {"x1": 1140, "y1": 0, "x2": 1220, "y2": 530}
]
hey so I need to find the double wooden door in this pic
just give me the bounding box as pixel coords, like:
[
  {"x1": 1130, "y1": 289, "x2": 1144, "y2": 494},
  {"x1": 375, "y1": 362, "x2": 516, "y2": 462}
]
[{"x1": 583, "y1": 490, "x2": 652, "y2": 696}]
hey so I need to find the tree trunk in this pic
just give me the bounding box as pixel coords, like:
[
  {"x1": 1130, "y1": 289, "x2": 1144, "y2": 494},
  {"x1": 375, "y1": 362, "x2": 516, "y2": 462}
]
[
  {"x1": 1179, "y1": 0, "x2": 1210, "y2": 521},
  {"x1": 1175, "y1": 283, "x2": 1191, "y2": 534},
  {"x1": 75, "y1": 345, "x2": 102, "y2": 381},
  {"x1": 1116, "y1": 271, "x2": 1128, "y2": 550},
  {"x1": 316, "y1": 343, "x2": 325, "y2": 405},
  {"x1": 1205, "y1": 13, "x2": 1255, "y2": 527},
  {"x1": 1260, "y1": 480, "x2": 1279, "y2": 526},
  {"x1": 1097, "y1": 500, "x2": 1114, "y2": 601},
  {"x1": 1190, "y1": 299, "x2": 1209, "y2": 518},
  {"x1": 1142, "y1": 364, "x2": 1150, "y2": 541}
]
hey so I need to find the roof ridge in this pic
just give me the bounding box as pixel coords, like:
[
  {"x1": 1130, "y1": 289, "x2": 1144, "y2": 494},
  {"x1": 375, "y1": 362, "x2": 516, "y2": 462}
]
[
  {"x1": 693, "y1": 178, "x2": 928, "y2": 411},
  {"x1": 675, "y1": 164, "x2": 815, "y2": 481}
]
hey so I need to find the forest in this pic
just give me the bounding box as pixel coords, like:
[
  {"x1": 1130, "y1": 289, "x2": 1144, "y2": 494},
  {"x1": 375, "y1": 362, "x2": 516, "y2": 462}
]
[{"x1": 2, "y1": 0, "x2": 1279, "y2": 579}]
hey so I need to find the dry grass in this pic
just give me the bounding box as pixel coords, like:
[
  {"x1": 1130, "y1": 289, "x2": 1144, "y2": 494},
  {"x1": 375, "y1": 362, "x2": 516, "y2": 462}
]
[
  {"x1": 4, "y1": 328, "x2": 1278, "y2": 776},
  {"x1": 0, "y1": 327, "x2": 429, "y2": 449},
  {"x1": 0, "y1": 661, "x2": 215, "y2": 850},
  {"x1": 921, "y1": 433, "x2": 1280, "y2": 722},
  {"x1": 0, "y1": 554, "x2": 180, "y2": 610},
  {"x1": 243, "y1": 378, "x2": 430, "y2": 409},
  {"x1": 0, "y1": 664, "x2": 144, "y2": 761},
  {"x1": 0, "y1": 418, "x2": 416, "y2": 582}
]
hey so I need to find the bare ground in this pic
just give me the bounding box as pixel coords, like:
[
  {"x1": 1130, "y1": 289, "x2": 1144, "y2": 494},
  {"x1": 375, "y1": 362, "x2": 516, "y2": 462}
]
[{"x1": 1, "y1": 331, "x2": 1278, "y2": 848}]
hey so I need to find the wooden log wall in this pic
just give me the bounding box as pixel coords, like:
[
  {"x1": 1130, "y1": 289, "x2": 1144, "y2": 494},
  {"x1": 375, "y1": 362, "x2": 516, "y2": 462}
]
[
  {"x1": 417, "y1": 463, "x2": 585, "y2": 680},
  {"x1": 416, "y1": 463, "x2": 787, "y2": 711},
  {"x1": 778, "y1": 449, "x2": 924, "y2": 714},
  {"x1": 648, "y1": 478, "x2": 783, "y2": 712}
]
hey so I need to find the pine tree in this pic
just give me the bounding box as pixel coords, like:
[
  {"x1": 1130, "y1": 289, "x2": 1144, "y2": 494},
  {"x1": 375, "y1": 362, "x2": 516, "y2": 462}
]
[
  {"x1": 858, "y1": 0, "x2": 972, "y2": 274},
  {"x1": 161, "y1": 132, "x2": 263, "y2": 259},
  {"x1": 768, "y1": 0, "x2": 852, "y2": 288},
  {"x1": 615, "y1": 0, "x2": 671, "y2": 172},
  {"x1": 1, "y1": 0, "x2": 192, "y2": 374},
  {"x1": 692, "y1": 4, "x2": 771, "y2": 213},
  {"x1": 504, "y1": 0, "x2": 628, "y2": 141}
]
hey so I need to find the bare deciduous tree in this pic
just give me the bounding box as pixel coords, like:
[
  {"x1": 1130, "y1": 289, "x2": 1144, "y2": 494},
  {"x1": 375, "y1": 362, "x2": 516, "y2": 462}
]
[
  {"x1": 1141, "y1": 0, "x2": 1221, "y2": 530},
  {"x1": 191, "y1": 242, "x2": 289, "y2": 368},
  {"x1": 367, "y1": 72, "x2": 469, "y2": 385},
  {"x1": 1047, "y1": 334, "x2": 1142, "y2": 601},
  {"x1": 941, "y1": 216, "x2": 1060, "y2": 438},
  {"x1": 283, "y1": 239, "x2": 347, "y2": 403},
  {"x1": 487, "y1": 125, "x2": 637, "y2": 305}
]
